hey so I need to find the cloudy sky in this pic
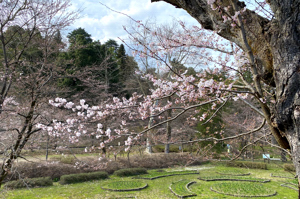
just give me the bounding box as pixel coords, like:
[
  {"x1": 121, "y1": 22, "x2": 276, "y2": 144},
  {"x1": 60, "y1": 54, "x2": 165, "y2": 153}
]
[{"x1": 69, "y1": 0, "x2": 199, "y2": 44}]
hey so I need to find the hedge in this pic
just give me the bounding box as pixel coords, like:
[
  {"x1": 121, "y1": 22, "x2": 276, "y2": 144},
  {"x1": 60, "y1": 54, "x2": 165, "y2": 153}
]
[
  {"x1": 283, "y1": 164, "x2": 296, "y2": 172},
  {"x1": 226, "y1": 161, "x2": 267, "y2": 170},
  {"x1": 59, "y1": 171, "x2": 108, "y2": 185},
  {"x1": 5, "y1": 177, "x2": 53, "y2": 189},
  {"x1": 113, "y1": 168, "x2": 148, "y2": 177}
]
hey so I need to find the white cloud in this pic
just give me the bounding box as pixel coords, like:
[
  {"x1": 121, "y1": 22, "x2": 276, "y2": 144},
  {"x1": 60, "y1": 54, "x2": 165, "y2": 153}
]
[{"x1": 69, "y1": 0, "x2": 199, "y2": 44}]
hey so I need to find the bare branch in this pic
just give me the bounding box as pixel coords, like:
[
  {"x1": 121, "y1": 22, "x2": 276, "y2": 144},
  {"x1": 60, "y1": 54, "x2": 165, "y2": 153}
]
[
  {"x1": 230, "y1": 133, "x2": 271, "y2": 161},
  {"x1": 239, "y1": 98, "x2": 264, "y2": 117},
  {"x1": 202, "y1": 96, "x2": 230, "y2": 125},
  {"x1": 168, "y1": 118, "x2": 266, "y2": 145}
]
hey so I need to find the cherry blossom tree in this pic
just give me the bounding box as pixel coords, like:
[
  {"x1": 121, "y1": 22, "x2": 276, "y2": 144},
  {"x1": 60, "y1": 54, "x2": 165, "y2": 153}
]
[{"x1": 0, "y1": 0, "x2": 77, "y2": 187}]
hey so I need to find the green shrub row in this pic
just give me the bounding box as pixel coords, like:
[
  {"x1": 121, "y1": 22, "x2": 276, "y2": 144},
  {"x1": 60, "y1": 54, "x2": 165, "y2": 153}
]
[
  {"x1": 4, "y1": 177, "x2": 53, "y2": 189},
  {"x1": 153, "y1": 145, "x2": 197, "y2": 153},
  {"x1": 59, "y1": 171, "x2": 108, "y2": 185},
  {"x1": 283, "y1": 164, "x2": 296, "y2": 172},
  {"x1": 113, "y1": 168, "x2": 148, "y2": 177},
  {"x1": 226, "y1": 161, "x2": 267, "y2": 170}
]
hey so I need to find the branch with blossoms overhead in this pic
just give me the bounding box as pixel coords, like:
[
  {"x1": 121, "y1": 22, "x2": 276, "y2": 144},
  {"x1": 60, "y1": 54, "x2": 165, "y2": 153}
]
[{"x1": 40, "y1": 67, "x2": 260, "y2": 153}]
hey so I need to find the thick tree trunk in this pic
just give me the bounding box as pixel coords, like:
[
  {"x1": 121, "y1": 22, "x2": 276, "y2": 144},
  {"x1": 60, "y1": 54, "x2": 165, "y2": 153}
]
[
  {"x1": 270, "y1": 2, "x2": 300, "y2": 193},
  {"x1": 165, "y1": 119, "x2": 172, "y2": 153}
]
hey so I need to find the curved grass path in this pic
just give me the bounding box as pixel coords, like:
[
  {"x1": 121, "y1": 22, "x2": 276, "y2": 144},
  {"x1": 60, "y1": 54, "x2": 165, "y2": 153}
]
[
  {"x1": 198, "y1": 175, "x2": 270, "y2": 183},
  {"x1": 169, "y1": 179, "x2": 196, "y2": 198},
  {"x1": 210, "y1": 182, "x2": 277, "y2": 197},
  {"x1": 101, "y1": 181, "x2": 148, "y2": 192},
  {"x1": 270, "y1": 173, "x2": 295, "y2": 179},
  {"x1": 134, "y1": 170, "x2": 199, "y2": 180},
  {"x1": 216, "y1": 171, "x2": 251, "y2": 176},
  {"x1": 280, "y1": 182, "x2": 298, "y2": 191}
]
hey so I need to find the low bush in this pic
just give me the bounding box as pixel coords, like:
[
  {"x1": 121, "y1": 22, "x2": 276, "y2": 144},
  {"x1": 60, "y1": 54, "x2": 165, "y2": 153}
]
[
  {"x1": 283, "y1": 164, "x2": 296, "y2": 172},
  {"x1": 153, "y1": 145, "x2": 180, "y2": 153},
  {"x1": 59, "y1": 171, "x2": 108, "y2": 185},
  {"x1": 4, "y1": 177, "x2": 53, "y2": 189},
  {"x1": 49, "y1": 155, "x2": 76, "y2": 165},
  {"x1": 226, "y1": 161, "x2": 267, "y2": 170},
  {"x1": 114, "y1": 168, "x2": 148, "y2": 177},
  {"x1": 4, "y1": 162, "x2": 82, "y2": 182},
  {"x1": 3, "y1": 153, "x2": 194, "y2": 183}
]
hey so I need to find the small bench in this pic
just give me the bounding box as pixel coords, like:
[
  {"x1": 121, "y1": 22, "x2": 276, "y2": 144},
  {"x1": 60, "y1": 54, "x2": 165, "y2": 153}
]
[{"x1": 263, "y1": 154, "x2": 280, "y2": 163}]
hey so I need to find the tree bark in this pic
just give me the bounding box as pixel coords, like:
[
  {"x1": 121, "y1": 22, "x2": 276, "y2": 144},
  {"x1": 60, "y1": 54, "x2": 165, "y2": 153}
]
[{"x1": 165, "y1": 97, "x2": 172, "y2": 153}]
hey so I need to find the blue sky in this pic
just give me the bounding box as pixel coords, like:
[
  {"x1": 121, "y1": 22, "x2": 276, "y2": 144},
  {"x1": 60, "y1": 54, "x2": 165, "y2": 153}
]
[{"x1": 69, "y1": 0, "x2": 199, "y2": 44}]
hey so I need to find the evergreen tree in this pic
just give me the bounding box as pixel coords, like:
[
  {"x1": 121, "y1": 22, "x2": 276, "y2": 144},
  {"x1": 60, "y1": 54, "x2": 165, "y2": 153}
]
[
  {"x1": 105, "y1": 39, "x2": 119, "y2": 53},
  {"x1": 102, "y1": 40, "x2": 121, "y2": 95},
  {"x1": 67, "y1": 27, "x2": 92, "y2": 46},
  {"x1": 59, "y1": 28, "x2": 97, "y2": 93},
  {"x1": 117, "y1": 44, "x2": 127, "y2": 82},
  {"x1": 195, "y1": 69, "x2": 231, "y2": 154}
]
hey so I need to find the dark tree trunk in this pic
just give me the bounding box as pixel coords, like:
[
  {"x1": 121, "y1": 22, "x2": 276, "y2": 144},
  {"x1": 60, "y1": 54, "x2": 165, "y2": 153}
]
[
  {"x1": 0, "y1": 100, "x2": 38, "y2": 187},
  {"x1": 165, "y1": 96, "x2": 172, "y2": 153}
]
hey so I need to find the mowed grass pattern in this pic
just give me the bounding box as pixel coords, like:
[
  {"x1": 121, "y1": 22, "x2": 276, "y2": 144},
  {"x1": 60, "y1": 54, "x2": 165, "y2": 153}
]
[
  {"x1": 169, "y1": 179, "x2": 196, "y2": 197},
  {"x1": 1, "y1": 165, "x2": 298, "y2": 199},
  {"x1": 198, "y1": 175, "x2": 270, "y2": 182},
  {"x1": 101, "y1": 181, "x2": 147, "y2": 191},
  {"x1": 211, "y1": 182, "x2": 277, "y2": 197},
  {"x1": 135, "y1": 170, "x2": 199, "y2": 179},
  {"x1": 216, "y1": 168, "x2": 250, "y2": 176}
]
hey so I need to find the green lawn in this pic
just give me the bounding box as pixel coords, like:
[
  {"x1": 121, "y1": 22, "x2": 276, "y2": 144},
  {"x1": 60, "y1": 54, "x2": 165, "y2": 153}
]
[
  {"x1": 101, "y1": 180, "x2": 148, "y2": 191},
  {"x1": 170, "y1": 179, "x2": 196, "y2": 197},
  {"x1": 1, "y1": 164, "x2": 298, "y2": 199},
  {"x1": 211, "y1": 182, "x2": 276, "y2": 197},
  {"x1": 135, "y1": 170, "x2": 199, "y2": 179}
]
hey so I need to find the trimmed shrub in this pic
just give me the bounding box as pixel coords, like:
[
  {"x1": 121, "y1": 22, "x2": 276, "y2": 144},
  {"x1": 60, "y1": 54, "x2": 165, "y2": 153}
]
[
  {"x1": 114, "y1": 168, "x2": 148, "y2": 177},
  {"x1": 226, "y1": 161, "x2": 267, "y2": 170},
  {"x1": 4, "y1": 153, "x2": 194, "y2": 183},
  {"x1": 4, "y1": 177, "x2": 53, "y2": 189},
  {"x1": 4, "y1": 162, "x2": 82, "y2": 182},
  {"x1": 59, "y1": 171, "x2": 108, "y2": 185},
  {"x1": 283, "y1": 164, "x2": 296, "y2": 172}
]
